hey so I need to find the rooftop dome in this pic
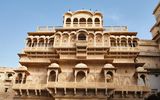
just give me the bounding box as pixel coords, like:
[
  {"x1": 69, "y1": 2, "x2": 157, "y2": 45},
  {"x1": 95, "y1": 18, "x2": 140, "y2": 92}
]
[
  {"x1": 136, "y1": 67, "x2": 147, "y2": 72},
  {"x1": 75, "y1": 63, "x2": 87, "y2": 68},
  {"x1": 49, "y1": 63, "x2": 59, "y2": 68},
  {"x1": 104, "y1": 64, "x2": 115, "y2": 68}
]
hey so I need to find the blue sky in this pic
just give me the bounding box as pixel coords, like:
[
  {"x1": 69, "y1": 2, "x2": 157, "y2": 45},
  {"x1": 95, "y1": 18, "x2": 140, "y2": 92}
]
[{"x1": 0, "y1": 0, "x2": 159, "y2": 67}]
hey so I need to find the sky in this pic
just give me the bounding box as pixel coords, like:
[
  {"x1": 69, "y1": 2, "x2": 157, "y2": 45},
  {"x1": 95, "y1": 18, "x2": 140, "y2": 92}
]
[{"x1": 0, "y1": 0, "x2": 159, "y2": 67}]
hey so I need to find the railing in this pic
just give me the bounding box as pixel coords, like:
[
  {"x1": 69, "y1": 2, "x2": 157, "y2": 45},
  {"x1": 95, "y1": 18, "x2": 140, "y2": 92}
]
[
  {"x1": 104, "y1": 26, "x2": 128, "y2": 32},
  {"x1": 24, "y1": 47, "x2": 53, "y2": 52},
  {"x1": 12, "y1": 83, "x2": 46, "y2": 90},
  {"x1": 36, "y1": 26, "x2": 128, "y2": 32},
  {"x1": 110, "y1": 47, "x2": 139, "y2": 52},
  {"x1": 47, "y1": 82, "x2": 150, "y2": 92},
  {"x1": 76, "y1": 40, "x2": 88, "y2": 46},
  {"x1": 12, "y1": 82, "x2": 150, "y2": 92},
  {"x1": 47, "y1": 82, "x2": 115, "y2": 89},
  {"x1": 36, "y1": 26, "x2": 55, "y2": 32}
]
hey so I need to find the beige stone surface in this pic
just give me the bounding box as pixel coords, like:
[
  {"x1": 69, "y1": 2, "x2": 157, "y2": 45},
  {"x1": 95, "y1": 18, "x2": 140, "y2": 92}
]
[{"x1": 0, "y1": 2, "x2": 160, "y2": 100}]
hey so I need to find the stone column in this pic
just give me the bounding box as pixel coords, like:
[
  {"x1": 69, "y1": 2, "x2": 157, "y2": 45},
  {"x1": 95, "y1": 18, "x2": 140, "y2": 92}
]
[
  {"x1": 47, "y1": 70, "x2": 50, "y2": 84},
  {"x1": 55, "y1": 70, "x2": 58, "y2": 82},
  {"x1": 21, "y1": 73, "x2": 25, "y2": 84}
]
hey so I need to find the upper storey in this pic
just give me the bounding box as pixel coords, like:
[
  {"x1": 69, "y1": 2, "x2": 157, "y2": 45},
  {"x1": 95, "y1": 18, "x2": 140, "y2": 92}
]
[{"x1": 63, "y1": 10, "x2": 103, "y2": 28}]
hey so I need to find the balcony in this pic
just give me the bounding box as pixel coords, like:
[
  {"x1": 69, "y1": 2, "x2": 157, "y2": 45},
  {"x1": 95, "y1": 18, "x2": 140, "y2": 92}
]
[
  {"x1": 47, "y1": 82, "x2": 115, "y2": 89},
  {"x1": 23, "y1": 47, "x2": 53, "y2": 52},
  {"x1": 110, "y1": 47, "x2": 139, "y2": 52},
  {"x1": 76, "y1": 40, "x2": 88, "y2": 47},
  {"x1": 47, "y1": 82, "x2": 150, "y2": 92},
  {"x1": 12, "y1": 83, "x2": 46, "y2": 90}
]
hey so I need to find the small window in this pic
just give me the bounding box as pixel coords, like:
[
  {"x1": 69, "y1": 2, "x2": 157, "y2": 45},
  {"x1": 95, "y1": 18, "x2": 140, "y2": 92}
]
[
  {"x1": 5, "y1": 88, "x2": 8, "y2": 92},
  {"x1": 73, "y1": 18, "x2": 78, "y2": 24},
  {"x1": 95, "y1": 18, "x2": 100, "y2": 24},
  {"x1": 8, "y1": 73, "x2": 12, "y2": 78},
  {"x1": 78, "y1": 33, "x2": 86, "y2": 40},
  {"x1": 66, "y1": 18, "x2": 71, "y2": 24}
]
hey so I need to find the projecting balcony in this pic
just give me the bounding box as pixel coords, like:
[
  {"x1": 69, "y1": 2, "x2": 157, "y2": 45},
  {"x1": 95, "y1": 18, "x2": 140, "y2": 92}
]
[
  {"x1": 76, "y1": 40, "x2": 88, "y2": 47},
  {"x1": 110, "y1": 47, "x2": 139, "y2": 52},
  {"x1": 23, "y1": 47, "x2": 53, "y2": 52},
  {"x1": 12, "y1": 83, "x2": 46, "y2": 90},
  {"x1": 19, "y1": 58, "x2": 51, "y2": 64},
  {"x1": 47, "y1": 82, "x2": 150, "y2": 92},
  {"x1": 47, "y1": 82, "x2": 115, "y2": 89}
]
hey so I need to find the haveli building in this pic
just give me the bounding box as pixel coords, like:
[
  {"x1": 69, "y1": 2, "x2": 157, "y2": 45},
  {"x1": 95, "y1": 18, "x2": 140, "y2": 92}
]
[{"x1": 0, "y1": 2, "x2": 160, "y2": 100}]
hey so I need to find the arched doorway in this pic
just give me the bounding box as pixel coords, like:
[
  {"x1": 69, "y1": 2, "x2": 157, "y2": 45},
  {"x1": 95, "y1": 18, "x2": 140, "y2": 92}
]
[
  {"x1": 49, "y1": 71, "x2": 56, "y2": 82},
  {"x1": 78, "y1": 33, "x2": 86, "y2": 40},
  {"x1": 76, "y1": 71, "x2": 86, "y2": 82}
]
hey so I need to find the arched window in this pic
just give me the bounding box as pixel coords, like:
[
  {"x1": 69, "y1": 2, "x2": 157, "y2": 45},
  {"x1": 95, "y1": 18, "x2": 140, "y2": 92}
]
[
  {"x1": 23, "y1": 75, "x2": 27, "y2": 84},
  {"x1": 66, "y1": 18, "x2": 71, "y2": 24},
  {"x1": 95, "y1": 18, "x2": 100, "y2": 24},
  {"x1": 32, "y1": 38, "x2": 37, "y2": 47},
  {"x1": 48, "y1": 38, "x2": 54, "y2": 47},
  {"x1": 106, "y1": 71, "x2": 113, "y2": 82},
  {"x1": 140, "y1": 74, "x2": 146, "y2": 85},
  {"x1": 16, "y1": 73, "x2": 22, "y2": 84},
  {"x1": 27, "y1": 38, "x2": 32, "y2": 47},
  {"x1": 110, "y1": 38, "x2": 116, "y2": 47},
  {"x1": 88, "y1": 33, "x2": 94, "y2": 46},
  {"x1": 73, "y1": 18, "x2": 78, "y2": 24},
  {"x1": 87, "y1": 18, "x2": 92, "y2": 24},
  {"x1": 7, "y1": 73, "x2": 12, "y2": 78},
  {"x1": 128, "y1": 38, "x2": 132, "y2": 47},
  {"x1": 133, "y1": 40, "x2": 138, "y2": 47},
  {"x1": 78, "y1": 33, "x2": 86, "y2": 40},
  {"x1": 96, "y1": 34, "x2": 102, "y2": 44},
  {"x1": 49, "y1": 71, "x2": 56, "y2": 82},
  {"x1": 79, "y1": 18, "x2": 86, "y2": 24},
  {"x1": 76, "y1": 71, "x2": 86, "y2": 82},
  {"x1": 121, "y1": 38, "x2": 127, "y2": 47},
  {"x1": 38, "y1": 38, "x2": 44, "y2": 47}
]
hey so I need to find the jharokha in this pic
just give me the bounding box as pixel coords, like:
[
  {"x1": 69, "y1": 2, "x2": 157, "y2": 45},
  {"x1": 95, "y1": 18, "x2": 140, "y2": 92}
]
[{"x1": 0, "y1": 2, "x2": 160, "y2": 100}]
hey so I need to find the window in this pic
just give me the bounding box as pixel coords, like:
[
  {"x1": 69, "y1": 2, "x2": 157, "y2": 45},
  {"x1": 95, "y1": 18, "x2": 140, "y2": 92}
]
[
  {"x1": 76, "y1": 71, "x2": 86, "y2": 82},
  {"x1": 79, "y1": 18, "x2": 86, "y2": 24},
  {"x1": 87, "y1": 18, "x2": 92, "y2": 24},
  {"x1": 49, "y1": 71, "x2": 56, "y2": 82},
  {"x1": 106, "y1": 71, "x2": 113, "y2": 82},
  {"x1": 95, "y1": 18, "x2": 100, "y2": 24},
  {"x1": 78, "y1": 33, "x2": 86, "y2": 40},
  {"x1": 66, "y1": 18, "x2": 71, "y2": 24},
  {"x1": 7, "y1": 73, "x2": 12, "y2": 78},
  {"x1": 5, "y1": 88, "x2": 8, "y2": 92},
  {"x1": 73, "y1": 18, "x2": 78, "y2": 24}
]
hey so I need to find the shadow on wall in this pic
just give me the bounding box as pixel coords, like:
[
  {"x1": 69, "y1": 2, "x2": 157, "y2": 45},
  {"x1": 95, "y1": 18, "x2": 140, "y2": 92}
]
[{"x1": 145, "y1": 92, "x2": 160, "y2": 100}]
